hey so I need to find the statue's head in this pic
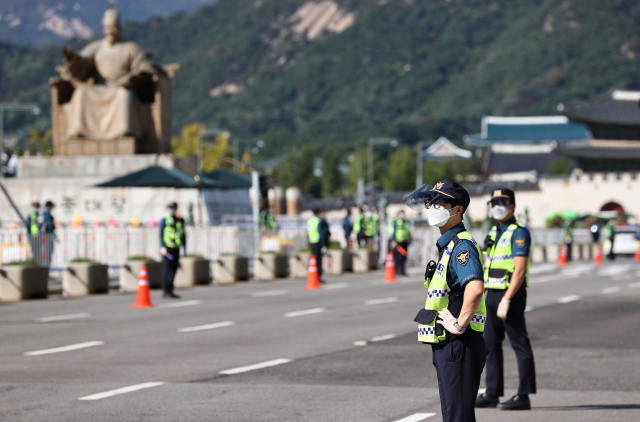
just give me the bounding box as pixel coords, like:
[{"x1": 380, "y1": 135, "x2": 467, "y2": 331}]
[{"x1": 102, "y1": 7, "x2": 121, "y2": 45}]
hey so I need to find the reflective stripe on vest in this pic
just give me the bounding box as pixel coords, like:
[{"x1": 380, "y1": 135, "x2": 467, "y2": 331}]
[
  {"x1": 483, "y1": 222, "x2": 530, "y2": 290},
  {"x1": 307, "y1": 216, "x2": 321, "y2": 243},
  {"x1": 30, "y1": 212, "x2": 39, "y2": 236},
  {"x1": 163, "y1": 215, "x2": 182, "y2": 248},
  {"x1": 417, "y1": 231, "x2": 486, "y2": 343}
]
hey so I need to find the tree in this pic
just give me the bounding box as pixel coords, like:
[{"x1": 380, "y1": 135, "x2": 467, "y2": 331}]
[
  {"x1": 383, "y1": 146, "x2": 417, "y2": 192},
  {"x1": 27, "y1": 128, "x2": 53, "y2": 156},
  {"x1": 322, "y1": 149, "x2": 342, "y2": 197},
  {"x1": 546, "y1": 157, "x2": 573, "y2": 175},
  {"x1": 270, "y1": 145, "x2": 322, "y2": 197},
  {"x1": 172, "y1": 123, "x2": 230, "y2": 172}
]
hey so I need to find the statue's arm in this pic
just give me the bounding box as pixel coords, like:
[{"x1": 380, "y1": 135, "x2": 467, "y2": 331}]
[{"x1": 112, "y1": 43, "x2": 155, "y2": 87}]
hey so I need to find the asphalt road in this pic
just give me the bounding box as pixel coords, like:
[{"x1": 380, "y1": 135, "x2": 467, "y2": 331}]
[{"x1": 2, "y1": 258, "x2": 640, "y2": 421}]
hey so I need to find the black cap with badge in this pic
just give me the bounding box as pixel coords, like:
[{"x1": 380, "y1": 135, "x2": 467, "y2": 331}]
[
  {"x1": 405, "y1": 180, "x2": 470, "y2": 212},
  {"x1": 487, "y1": 188, "x2": 515, "y2": 205}
]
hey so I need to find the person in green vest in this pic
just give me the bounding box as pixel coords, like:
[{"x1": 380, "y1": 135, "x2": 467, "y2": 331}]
[
  {"x1": 159, "y1": 202, "x2": 185, "y2": 299},
  {"x1": 259, "y1": 205, "x2": 276, "y2": 231},
  {"x1": 353, "y1": 205, "x2": 367, "y2": 247},
  {"x1": 407, "y1": 180, "x2": 486, "y2": 422},
  {"x1": 26, "y1": 201, "x2": 41, "y2": 264},
  {"x1": 604, "y1": 219, "x2": 616, "y2": 260},
  {"x1": 476, "y1": 188, "x2": 536, "y2": 411},
  {"x1": 363, "y1": 208, "x2": 376, "y2": 247},
  {"x1": 562, "y1": 219, "x2": 574, "y2": 261},
  {"x1": 390, "y1": 210, "x2": 411, "y2": 275},
  {"x1": 307, "y1": 207, "x2": 325, "y2": 283}
]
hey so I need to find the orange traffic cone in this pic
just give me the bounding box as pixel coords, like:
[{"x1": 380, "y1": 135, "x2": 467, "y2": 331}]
[
  {"x1": 383, "y1": 251, "x2": 397, "y2": 282},
  {"x1": 305, "y1": 255, "x2": 321, "y2": 290},
  {"x1": 131, "y1": 264, "x2": 153, "y2": 308},
  {"x1": 594, "y1": 243, "x2": 603, "y2": 265},
  {"x1": 558, "y1": 244, "x2": 567, "y2": 267},
  {"x1": 635, "y1": 242, "x2": 640, "y2": 262}
]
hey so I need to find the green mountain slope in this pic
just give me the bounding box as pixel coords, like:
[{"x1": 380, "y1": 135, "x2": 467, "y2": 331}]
[{"x1": 1, "y1": 0, "x2": 640, "y2": 152}]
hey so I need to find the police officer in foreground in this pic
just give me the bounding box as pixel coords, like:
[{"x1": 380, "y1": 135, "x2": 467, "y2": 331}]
[
  {"x1": 159, "y1": 202, "x2": 185, "y2": 299},
  {"x1": 407, "y1": 180, "x2": 486, "y2": 422},
  {"x1": 476, "y1": 188, "x2": 536, "y2": 410}
]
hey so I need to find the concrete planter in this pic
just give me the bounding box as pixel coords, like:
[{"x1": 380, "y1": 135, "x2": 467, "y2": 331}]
[
  {"x1": 120, "y1": 260, "x2": 162, "y2": 292},
  {"x1": 546, "y1": 244, "x2": 560, "y2": 264},
  {"x1": 328, "y1": 250, "x2": 352, "y2": 275},
  {"x1": 175, "y1": 257, "x2": 210, "y2": 287},
  {"x1": 530, "y1": 246, "x2": 546, "y2": 264},
  {"x1": 353, "y1": 250, "x2": 378, "y2": 273},
  {"x1": 64, "y1": 262, "x2": 109, "y2": 296},
  {"x1": 0, "y1": 265, "x2": 48, "y2": 302},
  {"x1": 290, "y1": 252, "x2": 311, "y2": 278},
  {"x1": 255, "y1": 253, "x2": 288, "y2": 280},
  {"x1": 213, "y1": 256, "x2": 249, "y2": 284}
]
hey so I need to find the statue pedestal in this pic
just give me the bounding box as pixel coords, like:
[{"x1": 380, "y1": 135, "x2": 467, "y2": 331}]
[{"x1": 65, "y1": 137, "x2": 136, "y2": 155}]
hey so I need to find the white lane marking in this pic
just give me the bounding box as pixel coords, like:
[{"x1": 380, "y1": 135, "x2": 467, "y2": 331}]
[
  {"x1": 371, "y1": 334, "x2": 396, "y2": 342},
  {"x1": 558, "y1": 295, "x2": 580, "y2": 304},
  {"x1": 393, "y1": 413, "x2": 436, "y2": 422},
  {"x1": 353, "y1": 340, "x2": 367, "y2": 346},
  {"x1": 528, "y1": 264, "x2": 557, "y2": 274},
  {"x1": 284, "y1": 307, "x2": 325, "y2": 318},
  {"x1": 529, "y1": 274, "x2": 578, "y2": 284},
  {"x1": 79, "y1": 382, "x2": 165, "y2": 401},
  {"x1": 323, "y1": 283, "x2": 349, "y2": 290},
  {"x1": 628, "y1": 282, "x2": 640, "y2": 289},
  {"x1": 525, "y1": 306, "x2": 534, "y2": 312},
  {"x1": 599, "y1": 265, "x2": 630, "y2": 276},
  {"x1": 178, "y1": 321, "x2": 235, "y2": 333},
  {"x1": 560, "y1": 266, "x2": 593, "y2": 275},
  {"x1": 35, "y1": 313, "x2": 90, "y2": 322},
  {"x1": 602, "y1": 286, "x2": 621, "y2": 294},
  {"x1": 366, "y1": 297, "x2": 398, "y2": 305},
  {"x1": 219, "y1": 358, "x2": 291, "y2": 375},
  {"x1": 157, "y1": 300, "x2": 202, "y2": 308},
  {"x1": 24, "y1": 341, "x2": 104, "y2": 356},
  {"x1": 252, "y1": 290, "x2": 288, "y2": 297}
]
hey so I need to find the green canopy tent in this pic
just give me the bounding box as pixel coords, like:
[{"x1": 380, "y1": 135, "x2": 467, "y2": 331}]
[{"x1": 200, "y1": 170, "x2": 252, "y2": 189}]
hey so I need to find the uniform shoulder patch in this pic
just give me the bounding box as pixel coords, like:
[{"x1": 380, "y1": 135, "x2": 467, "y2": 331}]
[
  {"x1": 515, "y1": 237, "x2": 525, "y2": 248},
  {"x1": 456, "y1": 250, "x2": 470, "y2": 266}
]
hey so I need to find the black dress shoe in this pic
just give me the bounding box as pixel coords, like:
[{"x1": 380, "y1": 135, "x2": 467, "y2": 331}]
[
  {"x1": 497, "y1": 394, "x2": 531, "y2": 410},
  {"x1": 162, "y1": 293, "x2": 181, "y2": 299},
  {"x1": 475, "y1": 393, "x2": 499, "y2": 408}
]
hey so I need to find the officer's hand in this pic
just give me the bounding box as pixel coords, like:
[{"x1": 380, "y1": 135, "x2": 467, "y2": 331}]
[
  {"x1": 497, "y1": 298, "x2": 510, "y2": 319},
  {"x1": 321, "y1": 246, "x2": 327, "y2": 254},
  {"x1": 159, "y1": 247, "x2": 167, "y2": 257},
  {"x1": 437, "y1": 308, "x2": 464, "y2": 335},
  {"x1": 391, "y1": 241, "x2": 397, "y2": 248}
]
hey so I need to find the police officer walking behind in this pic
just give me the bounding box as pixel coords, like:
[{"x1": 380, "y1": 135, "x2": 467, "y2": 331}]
[
  {"x1": 159, "y1": 202, "x2": 185, "y2": 299},
  {"x1": 390, "y1": 210, "x2": 411, "y2": 275},
  {"x1": 476, "y1": 188, "x2": 536, "y2": 410},
  {"x1": 407, "y1": 180, "x2": 486, "y2": 422},
  {"x1": 343, "y1": 208, "x2": 352, "y2": 249},
  {"x1": 26, "y1": 201, "x2": 41, "y2": 264},
  {"x1": 43, "y1": 201, "x2": 56, "y2": 268},
  {"x1": 353, "y1": 205, "x2": 366, "y2": 247},
  {"x1": 307, "y1": 208, "x2": 325, "y2": 283}
]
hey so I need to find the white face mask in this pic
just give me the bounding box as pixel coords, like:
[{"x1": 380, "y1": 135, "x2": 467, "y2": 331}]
[
  {"x1": 427, "y1": 207, "x2": 457, "y2": 227},
  {"x1": 490, "y1": 205, "x2": 509, "y2": 220},
  {"x1": 365, "y1": 211, "x2": 372, "y2": 218}
]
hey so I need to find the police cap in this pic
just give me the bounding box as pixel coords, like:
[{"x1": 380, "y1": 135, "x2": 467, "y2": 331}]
[
  {"x1": 405, "y1": 180, "x2": 470, "y2": 212},
  {"x1": 488, "y1": 188, "x2": 515, "y2": 205}
]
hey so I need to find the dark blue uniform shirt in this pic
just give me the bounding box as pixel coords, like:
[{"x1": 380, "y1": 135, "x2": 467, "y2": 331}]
[
  {"x1": 495, "y1": 217, "x2": 531, "y2": 257},
  {"x1": 436, "y1": 223, "x2": 484, "y2": 290}
]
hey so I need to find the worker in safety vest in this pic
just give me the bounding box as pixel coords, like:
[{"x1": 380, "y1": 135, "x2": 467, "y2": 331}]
[
  {"x1": 159, "y1": 202, "x2": 185, "y2": 299},
  {"x1": 407, "y1": 180, "x2": 486, "y2": 422},
  {"x1": 259, "y1": 206, "x2": 276, "y2": 231},
  {"x1": 476, "y1": 188, "x2": 536, "y2": 411},
  {"x1": 390, "y1": 210, "x2": 411, "y2": 275},
  {"x1": 363, "y1": 208, "x2": 376, "y2": 247},
  {"x1": 562, "y1": 219, "x2": 574, "y2": 261},
  {"x1": 604, "y1": 219, "x2": 616, "y2": 260},
  {"x1": 353, "y1": 205, "x2": 367, "y2": 247},
  {"x1": 26, "y1": 201, "x2": 41, "y2": 264},
  {"x1": 307, "y1": 207, "x2": 325, "y2": 283}
]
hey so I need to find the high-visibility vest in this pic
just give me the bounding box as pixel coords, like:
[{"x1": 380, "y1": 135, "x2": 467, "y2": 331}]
[
  {"x1": 483, "y1": 222, "x2": 530, "y2": 290},
  {"x1": 163, "y1": 215, "x2": 183, "y2": 248},
  {"x1": 260, "y1": 211, "x2": 276, "y2": 230},
  {"x1": 307, "y1": 216, "x2": 321, "y2": 243},
  {"x1": 353, "y1": 214, "x2": 363, "y2": 234},
  {"x1": 417, "y1": 231, "x2": 486, "y2": 343},
  {"x1": 394, "y1": 218, "x2": 411, "y2": 242},
  {"x1": 29, "y1": 212, "x2": 39, "y2": 236},
  {"x1": 364, "y1": 216, "x2": 376, "y2": 237}
]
